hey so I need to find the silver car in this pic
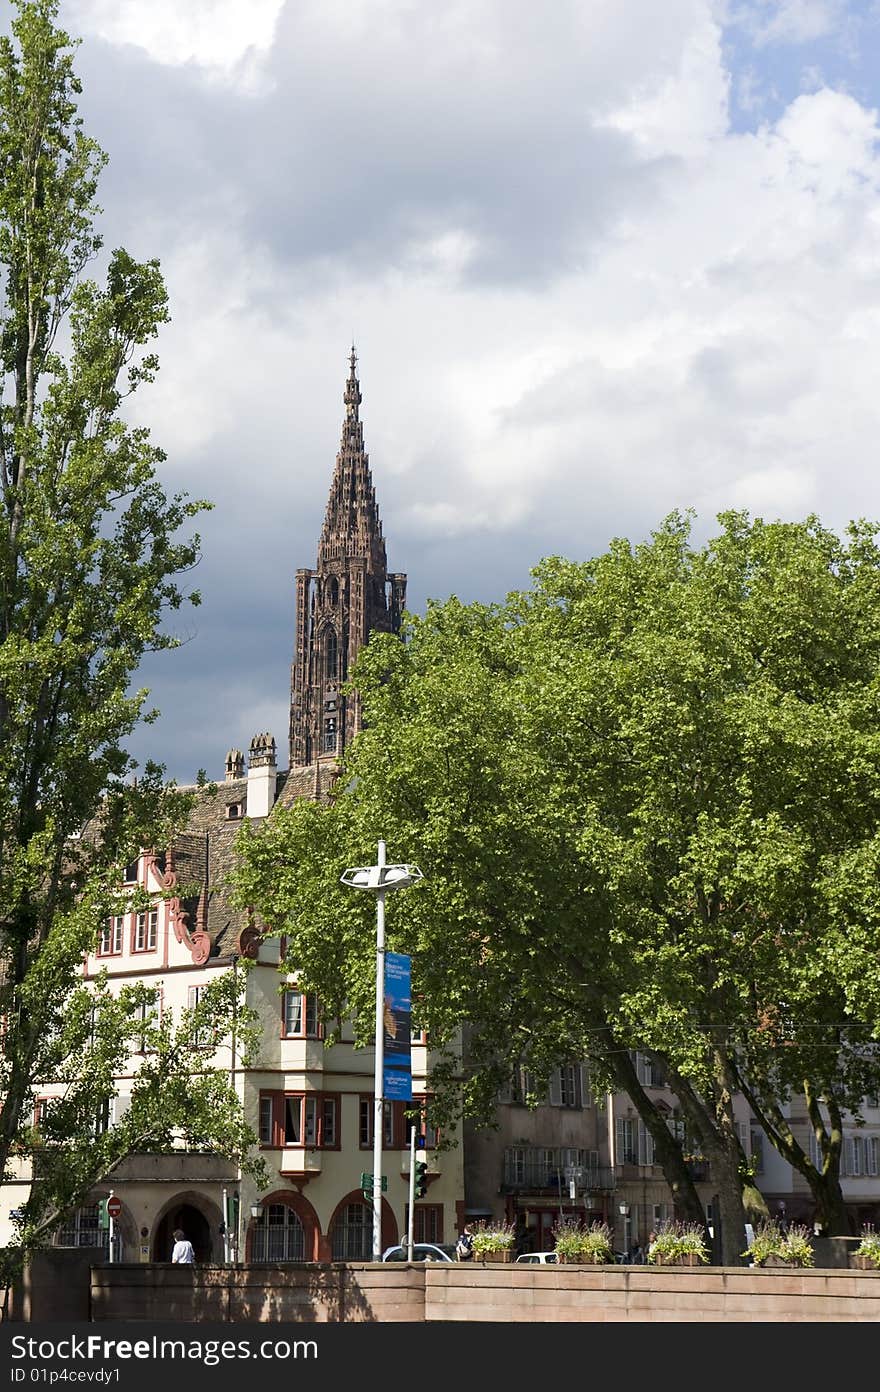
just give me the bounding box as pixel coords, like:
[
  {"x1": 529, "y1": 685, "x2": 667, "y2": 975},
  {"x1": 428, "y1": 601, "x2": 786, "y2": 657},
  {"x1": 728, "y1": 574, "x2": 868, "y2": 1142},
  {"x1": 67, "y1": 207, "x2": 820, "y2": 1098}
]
[{"x1": 381, "y1": 1243, "x2": 456, "y2": 1262}]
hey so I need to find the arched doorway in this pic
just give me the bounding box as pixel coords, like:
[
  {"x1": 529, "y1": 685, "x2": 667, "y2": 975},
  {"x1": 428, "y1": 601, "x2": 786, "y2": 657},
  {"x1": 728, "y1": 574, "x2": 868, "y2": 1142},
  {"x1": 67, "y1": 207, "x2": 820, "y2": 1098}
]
[{"x1": 153, "y1": 1201, "x2": 214, "y2": 1263}]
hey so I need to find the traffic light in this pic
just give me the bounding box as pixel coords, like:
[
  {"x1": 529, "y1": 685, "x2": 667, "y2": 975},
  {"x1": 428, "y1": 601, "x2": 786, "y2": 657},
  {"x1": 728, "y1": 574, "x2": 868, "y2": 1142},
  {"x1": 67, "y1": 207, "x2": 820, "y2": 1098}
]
[
  {"x1": 414, "y1": 1158, "x2": 428, "y2": 1198},
  {"x1": 97, "y1": 1198, "x2": 109, "y2": 1231}
]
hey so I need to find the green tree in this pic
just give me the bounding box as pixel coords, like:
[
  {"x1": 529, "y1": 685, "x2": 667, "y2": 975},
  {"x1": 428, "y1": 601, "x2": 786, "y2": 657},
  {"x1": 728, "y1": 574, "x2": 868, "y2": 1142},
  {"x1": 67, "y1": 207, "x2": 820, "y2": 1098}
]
[
  {"x1": 0, "y1": 0, "x2": 261, "y2": 1287},
  {"x1": 235, "y1": 511, "x2": 880, "y2": 1263}
]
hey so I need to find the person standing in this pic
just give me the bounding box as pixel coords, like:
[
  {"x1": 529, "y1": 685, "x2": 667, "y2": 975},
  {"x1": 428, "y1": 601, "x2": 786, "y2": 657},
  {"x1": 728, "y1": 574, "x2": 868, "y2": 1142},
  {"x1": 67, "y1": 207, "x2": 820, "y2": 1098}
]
[
  {"x1": 455, "y1": 1225, "x2": 475, "y2": 1262},
  {"x1": 171, "y1": 1228, "x2": 195, "y2": 1264}
]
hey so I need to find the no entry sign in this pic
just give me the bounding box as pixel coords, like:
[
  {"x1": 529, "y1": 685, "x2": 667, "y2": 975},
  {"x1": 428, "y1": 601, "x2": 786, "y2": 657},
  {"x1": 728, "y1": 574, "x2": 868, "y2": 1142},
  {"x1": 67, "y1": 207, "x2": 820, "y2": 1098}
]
[{"x1": 106, "y1": 1196, "x2": 122, "y2": 1218}]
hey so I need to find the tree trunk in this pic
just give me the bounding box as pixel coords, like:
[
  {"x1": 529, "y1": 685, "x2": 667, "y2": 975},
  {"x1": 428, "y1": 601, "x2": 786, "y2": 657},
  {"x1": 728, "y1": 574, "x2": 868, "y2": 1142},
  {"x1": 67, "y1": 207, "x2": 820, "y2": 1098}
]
[{"x1": 608, "y1": 1048, "x2": 706, "y2": 1227}]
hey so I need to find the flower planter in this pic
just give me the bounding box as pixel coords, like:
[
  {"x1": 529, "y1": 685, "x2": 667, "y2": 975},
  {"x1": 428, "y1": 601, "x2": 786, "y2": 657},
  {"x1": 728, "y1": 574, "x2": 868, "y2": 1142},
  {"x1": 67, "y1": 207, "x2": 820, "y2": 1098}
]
[
  {"x1": 759, "y1": 1255, "x2": 791, "y2": 1267},
  {"x1": 851, "y1": 1254, "x2": 880, "y2": 1271},
  {"x1": 652, "y1": 1252, "x2": 703, "y2": 1266},
  {"x1": 478, "y1": 1250, "x2": 512, "y2": 1264},
  {"x1": 556, "y1": 1255, "x2": 609, "y2": 1265}
]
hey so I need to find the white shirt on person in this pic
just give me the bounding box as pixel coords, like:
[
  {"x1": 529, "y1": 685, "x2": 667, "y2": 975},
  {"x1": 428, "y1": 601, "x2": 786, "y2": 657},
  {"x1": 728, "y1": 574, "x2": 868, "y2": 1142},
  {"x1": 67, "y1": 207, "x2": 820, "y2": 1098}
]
[{"x1": 171, "y1": 1239, "x2": 195, "y2": 1263}]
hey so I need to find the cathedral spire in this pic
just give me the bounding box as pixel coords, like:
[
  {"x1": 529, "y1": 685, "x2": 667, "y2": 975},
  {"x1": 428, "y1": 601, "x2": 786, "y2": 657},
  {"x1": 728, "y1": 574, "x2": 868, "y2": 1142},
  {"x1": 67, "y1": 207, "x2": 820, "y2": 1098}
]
[
  {"x1": 289, "y1": 350, "x2": 407, "y2": 769},
  {"x1": 318, "y1": 347, "x2": 385, "y2": 573}
]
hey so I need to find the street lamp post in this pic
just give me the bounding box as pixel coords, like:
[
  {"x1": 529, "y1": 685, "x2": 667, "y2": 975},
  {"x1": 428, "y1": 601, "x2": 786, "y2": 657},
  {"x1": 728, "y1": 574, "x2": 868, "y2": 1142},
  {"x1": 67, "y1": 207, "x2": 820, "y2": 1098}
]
[
  {"x1": 619, "y1": 1202, "x2": 631, "y2": 1262},
  {"x1": 341, "y1": 840, "x2": 423, "y2": 1261}
]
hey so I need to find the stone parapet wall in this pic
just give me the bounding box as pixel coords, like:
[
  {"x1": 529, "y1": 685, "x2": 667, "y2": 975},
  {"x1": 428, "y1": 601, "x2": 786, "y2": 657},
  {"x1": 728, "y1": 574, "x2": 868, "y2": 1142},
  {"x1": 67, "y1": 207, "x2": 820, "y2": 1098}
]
[
  {"x1": 426, "y1": 1264, "x2": 880, "y2": 1322},
  {"x1": 86, "y1": 1262, "x2": 880, "y2": 1324},
  {"x1": 90, "y1": 1264, "x2": 424, "y2": 1323}
]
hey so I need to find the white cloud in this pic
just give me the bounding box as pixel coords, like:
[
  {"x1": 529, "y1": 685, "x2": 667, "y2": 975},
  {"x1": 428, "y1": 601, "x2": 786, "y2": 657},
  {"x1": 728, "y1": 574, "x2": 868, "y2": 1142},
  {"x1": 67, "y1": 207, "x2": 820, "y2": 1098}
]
[
  {"x1": 53, "y1": 0, "x2": 880, "y2": 777},
  {"x1": 67, "y1": 0, "x2": 284, "y2": 90}
]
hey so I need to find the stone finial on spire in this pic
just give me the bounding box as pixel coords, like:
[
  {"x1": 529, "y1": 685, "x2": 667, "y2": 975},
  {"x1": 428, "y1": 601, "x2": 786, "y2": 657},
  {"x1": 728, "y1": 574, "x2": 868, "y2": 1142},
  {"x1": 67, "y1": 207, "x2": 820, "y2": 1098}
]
[{"x1": 344, "y1": 343, "x2": 361, "y2": 421}]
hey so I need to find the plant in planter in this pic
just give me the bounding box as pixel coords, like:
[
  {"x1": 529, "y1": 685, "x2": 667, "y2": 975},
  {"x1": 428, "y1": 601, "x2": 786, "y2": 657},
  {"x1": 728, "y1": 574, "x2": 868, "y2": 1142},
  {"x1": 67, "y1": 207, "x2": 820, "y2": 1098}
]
[
  {"x1": 780, "y1": 1224, "x2": 814, "y2": 1268},
  {"x1": 470, "y1": 1220, "x2": 516, "y2": 1263},
  {"x1": 743, "y1": 1221, "x2": 814, "y2": 1268},
  {"x1": 742, "y1": 1220, "x2": 786, "y2": 1266},
  {"x1": 552, "y1": 1218, "x2": 613, "y2": 1264},
  {"x1": 852, "y1": 1225, "x2": 880, "y2": 1270},
  {"x1": 646, "y1": 1220, "x2": 709, "y2": 1266}
]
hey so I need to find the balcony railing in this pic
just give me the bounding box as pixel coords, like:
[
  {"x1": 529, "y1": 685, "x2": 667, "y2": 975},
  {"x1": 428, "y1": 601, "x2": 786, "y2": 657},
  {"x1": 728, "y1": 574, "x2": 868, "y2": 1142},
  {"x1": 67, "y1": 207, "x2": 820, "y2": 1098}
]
[{"x1": 501, "y1": 1155, "x2": 616, "y2": 1194}]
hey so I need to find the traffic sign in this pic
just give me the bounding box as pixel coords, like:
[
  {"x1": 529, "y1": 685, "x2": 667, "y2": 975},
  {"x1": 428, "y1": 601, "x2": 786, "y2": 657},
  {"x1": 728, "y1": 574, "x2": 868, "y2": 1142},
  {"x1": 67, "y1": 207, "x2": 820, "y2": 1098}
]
[
  {"x1": 107, "y1": 1196, "x2": 122, "y2": 1218},
  {"x1": 359, "y1": 1173, "x2": 387, "y2": 1192}
]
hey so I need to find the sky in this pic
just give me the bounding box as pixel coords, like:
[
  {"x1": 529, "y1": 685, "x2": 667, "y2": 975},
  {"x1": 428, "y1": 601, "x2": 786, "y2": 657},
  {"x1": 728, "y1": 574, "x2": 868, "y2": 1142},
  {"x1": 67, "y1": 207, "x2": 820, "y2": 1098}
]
[{"x1": 40, "y1": 0, "x2": 880, "y2": 782}]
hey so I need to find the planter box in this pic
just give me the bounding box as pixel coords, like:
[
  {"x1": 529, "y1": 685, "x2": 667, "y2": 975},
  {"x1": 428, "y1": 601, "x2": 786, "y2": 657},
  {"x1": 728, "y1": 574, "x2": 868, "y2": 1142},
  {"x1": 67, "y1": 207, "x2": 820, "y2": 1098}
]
[
  {"x1": 557, "y1": 1255, "x2": 610, "y2": 1265},
  {"x1": 651, "y1": 1252, "x2": 704, "y2": 1267},
  {"x1": 478, "y1": 1250, "x2": 513, "y2": 1264},
  {"x1": 850, "y1": 1254, "x2": 880, "y2": 1271}
]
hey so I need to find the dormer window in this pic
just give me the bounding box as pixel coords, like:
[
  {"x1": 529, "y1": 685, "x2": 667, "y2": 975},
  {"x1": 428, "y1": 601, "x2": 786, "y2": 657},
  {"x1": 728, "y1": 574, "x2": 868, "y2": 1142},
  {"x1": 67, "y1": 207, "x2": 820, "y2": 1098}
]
[
  {"x1": 226, "y1": 803, "x2": 242, "y2": 820},
  {"x1": 123, "y1": 860, "x2": 139, "y2": 884}
]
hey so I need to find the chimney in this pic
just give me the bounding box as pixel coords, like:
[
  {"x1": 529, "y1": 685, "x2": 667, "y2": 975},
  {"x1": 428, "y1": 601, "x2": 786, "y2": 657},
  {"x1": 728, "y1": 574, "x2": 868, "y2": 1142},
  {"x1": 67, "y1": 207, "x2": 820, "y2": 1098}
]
[
  {"x1": 225, "y1": 748, "x2": 245, "y2": 781},
  {"x1": 247, "y1": 733, "x2": 277, "y2": 819}
]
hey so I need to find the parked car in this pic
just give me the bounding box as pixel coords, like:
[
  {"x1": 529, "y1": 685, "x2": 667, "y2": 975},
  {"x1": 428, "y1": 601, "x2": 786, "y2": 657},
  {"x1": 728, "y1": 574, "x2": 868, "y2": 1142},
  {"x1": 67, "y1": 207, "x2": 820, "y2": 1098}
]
[
  {"x1": 514, "y1": 1251, "x2": 559, "y2": 1264},
  {"x1": 381, "y1": 1243, "x2": 457, "y2": 1263}
]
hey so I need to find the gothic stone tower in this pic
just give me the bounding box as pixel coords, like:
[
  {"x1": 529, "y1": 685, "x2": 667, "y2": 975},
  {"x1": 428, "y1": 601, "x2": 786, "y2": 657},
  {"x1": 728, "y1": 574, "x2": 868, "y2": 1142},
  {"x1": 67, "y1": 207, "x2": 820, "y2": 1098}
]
[{"x1": 289, "y1": 350, "x2": 407, "y2": 768}]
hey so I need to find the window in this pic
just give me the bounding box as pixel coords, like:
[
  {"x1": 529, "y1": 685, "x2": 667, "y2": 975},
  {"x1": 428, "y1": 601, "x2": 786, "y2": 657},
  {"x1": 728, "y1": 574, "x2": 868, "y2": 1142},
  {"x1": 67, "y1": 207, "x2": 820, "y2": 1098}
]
[
  {"x1": 408, "y1": 1204, "x2": 443, "y2": 1244},
  {"x1": 637, "y1": 1120, "x2": 655, "y2": 1166},
  {"x1": 616, "y1": 1117, "x2": 638, "y2": 1166},
  {"x1": 633, "y1": 1052, "x2": 666, "y2": 1088},
  {"x1": 304, "y1": 1095, "x2": 338, "y2": 1148},
  {"x1": 504, "y1": 1147, "x2": 527, "y2": 1185},
  {"x1": 133, "y1": 993, "x2": 161, "y2": 1053},
  {"x1": 252, "y1": 1204, "x2": 304, "y2": 1262},
  {"x1": 405, "y1": 1102, "x2": 437, "y2": 1150},
  {"x1": 324, "y1": 628, "x2": 338, "y2": 678},
  {"x1": 330, "y1": 1202, "x2": 371, "y2": 1260},
  {"x1": 867, "y1": 1137, "x2": 879, "y2": 1177},
  {"x1": 259, "y1": 1091, "x2": 339, "y2": 1148},
  {"x1": 667, "y1": 1115, "x2": 686, "y2": 1146},
  {"x1": 123, "y1": 860, "x2": 139, "y2": 884},
  {"x1": 547, "y1": 1064, "x2": 590, "y2": 1108},
  {"x1": 93, "y1": 1098, "x2": 112, "y2": 1137},
  {"x1": 359, "y1": 1097, "x2": 402, "y2": 1148},
  {"x1": 320, "y1": 1096, "x2": 337, "y2": 1148},
  {"x1": 34, "y1": 1098, "x2": 56, "y2": 1135},
  {"x1": 750, "y1": 1129, "x2": 765, "y2": 1176},
  {"x1": 133, "y1": 908, "x2": 158, "y2": 952},
  {"x1": 226, "y1": 803, "x2": 242, "y2": 820},
  {"x1": 323, "y1": 717, "x2": 337, "y2": 753},
  {"x1": 281, "y1": 990, "x2": 319, "y2": 1038},
  {"x1": 55, "y1": 1203, "x2": 109, "y2": 1253},
  {"x1": 187, "y1": 984, "x2": 210, "y2": 1046},
  {"x1": 283, "y1": 1095, "x2": 303, "y2": 1145},
  {"x1": 846, "y1": 1135, "x2": 864, "y2": 1177},
  {"x1": 98, "y1": 917, "x2": 124, "y2": 956},
  {"x1": 259, "y1": 1095, "x2": 274, "y2": 1146}
]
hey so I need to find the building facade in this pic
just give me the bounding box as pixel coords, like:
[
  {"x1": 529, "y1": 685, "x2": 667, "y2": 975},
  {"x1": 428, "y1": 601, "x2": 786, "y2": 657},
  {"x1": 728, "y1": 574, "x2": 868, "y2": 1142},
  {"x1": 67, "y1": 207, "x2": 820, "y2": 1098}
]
[{"x1": 464, "y1": 1050, "x2": 880, "y2": 1257}]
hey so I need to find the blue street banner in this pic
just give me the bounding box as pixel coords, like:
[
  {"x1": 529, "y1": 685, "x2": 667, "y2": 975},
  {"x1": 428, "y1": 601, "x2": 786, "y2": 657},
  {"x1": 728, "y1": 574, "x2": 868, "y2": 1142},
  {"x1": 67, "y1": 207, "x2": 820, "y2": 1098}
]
[{"x1": 383, "y1": 951, "x2": 412, "y2": 1100}]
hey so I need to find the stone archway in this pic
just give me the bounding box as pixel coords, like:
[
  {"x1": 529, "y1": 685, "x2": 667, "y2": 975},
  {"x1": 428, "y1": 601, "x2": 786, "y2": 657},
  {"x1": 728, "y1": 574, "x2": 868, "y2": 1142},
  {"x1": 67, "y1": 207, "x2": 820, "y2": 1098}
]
[{"x1": 152, "y1": 1192, "x2": 221, "y2": 1263}]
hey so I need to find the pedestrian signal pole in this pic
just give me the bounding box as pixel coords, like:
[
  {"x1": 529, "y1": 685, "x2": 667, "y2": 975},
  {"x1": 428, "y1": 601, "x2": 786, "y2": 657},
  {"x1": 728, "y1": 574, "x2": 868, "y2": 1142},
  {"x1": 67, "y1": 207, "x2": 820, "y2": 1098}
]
[{"x1": 407, "y1": 1124, "x2": 416, "y2": 1261}]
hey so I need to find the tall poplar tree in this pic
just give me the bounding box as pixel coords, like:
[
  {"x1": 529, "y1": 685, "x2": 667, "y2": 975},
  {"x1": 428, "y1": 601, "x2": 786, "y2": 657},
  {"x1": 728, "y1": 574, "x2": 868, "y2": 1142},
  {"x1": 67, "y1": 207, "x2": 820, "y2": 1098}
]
[{"x1": 0, "y1": 1, "x2": 260, "y2": 1288}]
